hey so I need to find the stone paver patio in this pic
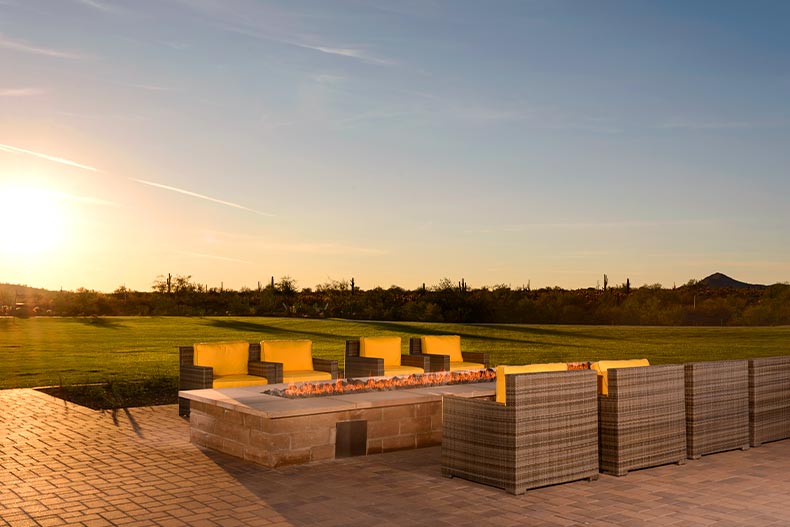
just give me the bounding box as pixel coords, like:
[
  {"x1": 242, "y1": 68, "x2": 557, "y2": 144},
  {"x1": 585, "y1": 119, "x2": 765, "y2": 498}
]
[{"x1": 2, "y1": 388, "x2": 790, "y2": 527}]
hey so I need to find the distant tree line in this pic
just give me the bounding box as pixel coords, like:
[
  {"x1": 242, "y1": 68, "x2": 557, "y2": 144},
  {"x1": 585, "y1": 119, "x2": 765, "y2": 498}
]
[{"x1": 2, "y1": 276, "x2": 790, "y2": 326}]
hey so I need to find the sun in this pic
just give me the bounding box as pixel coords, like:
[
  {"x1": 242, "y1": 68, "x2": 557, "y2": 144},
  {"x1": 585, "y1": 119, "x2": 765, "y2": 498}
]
[{"x1": 0, "y1": 185, "x2": 67, "y2": 256}]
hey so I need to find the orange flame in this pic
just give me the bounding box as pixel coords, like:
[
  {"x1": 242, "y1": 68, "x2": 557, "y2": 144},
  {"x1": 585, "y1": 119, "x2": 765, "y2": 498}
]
[{"x1": 269, "y1": 369, "x2": 497, "y2": 399}]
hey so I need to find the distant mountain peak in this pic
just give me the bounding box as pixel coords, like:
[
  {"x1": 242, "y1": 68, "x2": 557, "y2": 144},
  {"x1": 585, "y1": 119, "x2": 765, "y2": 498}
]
[{"x1": 699, "y1": 272, "x2": 765, "y2": 289}]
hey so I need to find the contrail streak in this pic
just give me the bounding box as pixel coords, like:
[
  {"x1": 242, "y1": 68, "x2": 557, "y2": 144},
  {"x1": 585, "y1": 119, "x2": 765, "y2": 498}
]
[
  {"x1": 0, "y1": 143, "x2": 101, "y2": 172},
  {"x1": 130, "y1": 178, "x2": 274, "y2": 216}
]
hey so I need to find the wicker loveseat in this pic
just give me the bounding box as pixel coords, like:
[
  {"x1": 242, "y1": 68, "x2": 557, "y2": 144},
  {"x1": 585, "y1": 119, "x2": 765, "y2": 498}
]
[
  {"x1": 409, "y1": 335, "x2": 488, "y2": 372},
  {"x1": 442, "y1": 368, "x2": 599, "y2": 494},
  {"x1": 178, "y1": 341, "x2": 280, "y2": 416},
  {"x1": 594, "y1": 361, "x2": 687, "y2": 476},
  {"x1": 344, "y1": 336, "x2": 429, "y2": 378},
  {"x1": 685, "y1": 360, "x2": 750, "y2": 459}
]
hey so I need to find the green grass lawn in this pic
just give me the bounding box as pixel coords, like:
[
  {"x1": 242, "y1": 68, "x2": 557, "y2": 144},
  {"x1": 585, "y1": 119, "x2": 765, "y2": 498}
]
[{"x1": 1, "y1": 316, "x2": 789, "y2": 389}]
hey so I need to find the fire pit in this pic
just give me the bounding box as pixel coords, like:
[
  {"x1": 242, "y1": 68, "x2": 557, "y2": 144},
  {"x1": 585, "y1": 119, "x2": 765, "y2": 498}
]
[{"x1": 263, "y1": 369, "x2": 497, "y2": 399}]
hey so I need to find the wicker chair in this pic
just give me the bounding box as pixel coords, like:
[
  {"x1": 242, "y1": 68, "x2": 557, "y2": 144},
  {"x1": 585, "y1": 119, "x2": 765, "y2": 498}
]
[
  {"x1": 597, "y1": 364, "x2": 687, "y2": 476},
  {"x1": 442, "y1": 369, "x2": 599, "y2": 495},
  {"x1": 749, "y1": 356, "x2": 790, "y2": 447},
  {"x1": 409, "y1": 336, "x2": 489, "y2": 372},
  {"x1": 685, "y1": 360, "x2": 749, "y2": 459},
  {"x1": 179, "y1": 342, "x2": 281, "y2": 416},
  {"x1": 260, "y1": 340, "x2": 339, "y2": 384},
  {"x1": 344, "y1": 337, "x2": 429, "y2": 378}
]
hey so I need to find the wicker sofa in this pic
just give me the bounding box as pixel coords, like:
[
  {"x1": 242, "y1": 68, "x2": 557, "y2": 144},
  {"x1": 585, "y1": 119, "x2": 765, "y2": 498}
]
[
  {"x1": 685, "y1": 360, "x2": 750, "y2": 459},
  {"x1": 596, "y1": 363, "x2": 687, "y2": 476},
  {"x1": 344, "y1": 337, "x2": 429, "y2": 378},
  {"x1": 409, "y1": 336, "x2": 488, "y2": 372},
  {"x1": 748, "y1": 356, "x2": 790, "y2": 447},
  {"x1": 442, "y1": 369, "x2": 599, "y2": 494},
  {"x1": 178, "y1": 341, "x2": 281, "y2": 416}
]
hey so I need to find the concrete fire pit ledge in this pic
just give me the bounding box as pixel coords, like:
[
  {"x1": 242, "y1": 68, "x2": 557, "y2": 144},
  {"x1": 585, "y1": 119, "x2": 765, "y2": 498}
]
[{"x1": 180, "y1": 380, "x2": 495, "y2": 468}]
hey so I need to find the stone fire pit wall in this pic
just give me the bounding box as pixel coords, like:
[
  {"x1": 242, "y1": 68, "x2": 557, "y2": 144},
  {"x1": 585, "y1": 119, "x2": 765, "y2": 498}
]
[{"x1": 183, "y1": 383, "x2": 494, "y2": 468}]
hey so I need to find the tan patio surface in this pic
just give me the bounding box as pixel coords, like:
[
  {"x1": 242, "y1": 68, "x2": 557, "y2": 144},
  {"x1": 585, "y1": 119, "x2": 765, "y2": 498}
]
[{"x1": 2, "y1": 388, "x2": 790, "y2": 527}]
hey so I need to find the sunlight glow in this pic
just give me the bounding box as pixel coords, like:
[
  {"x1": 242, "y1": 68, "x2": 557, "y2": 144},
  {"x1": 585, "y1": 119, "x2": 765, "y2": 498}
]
[{"x1": 0, "y1": 185, "x2": 68, "y2": 256}]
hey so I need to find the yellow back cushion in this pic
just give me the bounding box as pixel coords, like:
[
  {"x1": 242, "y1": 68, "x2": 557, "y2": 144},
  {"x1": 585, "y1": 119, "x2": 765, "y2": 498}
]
[
  {"x1": 421, "y1": 335, "x2": 463, "y2": 363},
  {"x1": 261, "y1": 340, "x2": 314, "y2": 372},
  {"x1": 360, "y1": 336, "x2": 402, "y2": 366},
  {"x1": 194, "y1": 341, "x2": 249, "y2": 377},
  {"x1": 495, "y1": 363, "x2": 568, "y2": 404},
  {"x1": 590, "y1": 359, "x2": 650, "y2": 395}
]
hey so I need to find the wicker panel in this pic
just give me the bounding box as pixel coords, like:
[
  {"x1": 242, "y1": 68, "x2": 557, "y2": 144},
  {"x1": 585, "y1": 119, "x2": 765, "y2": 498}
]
[
  {"x1": 461, "y1": 351, "x2": 488, "y2": 368},
  {"x1": 685, "y1": 360, "x2": 749, "y2": 459},
  {"x1": 344, "y1": 355, "x2": 384, "y2": 378},
  {"x1": 249, "y1": 361, "x2": 282, "y2": 384},
  {"x1": 599, "y1": 365, "x2": 686, "y2": 476},
  {"x1": 749, "y1": 356, "x2": 790, "y2": 447},
  {"x1": 442, "y1": 369, "x2": 598, "y2": 495},
  {"x1": 312, "y1": 358, "x2": 340, "y2": 379}
]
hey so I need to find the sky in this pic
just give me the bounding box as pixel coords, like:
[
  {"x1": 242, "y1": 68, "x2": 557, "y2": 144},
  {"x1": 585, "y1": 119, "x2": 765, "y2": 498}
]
[{"x1": 1, "y1": 0, "x2": 789, "y2": 293}]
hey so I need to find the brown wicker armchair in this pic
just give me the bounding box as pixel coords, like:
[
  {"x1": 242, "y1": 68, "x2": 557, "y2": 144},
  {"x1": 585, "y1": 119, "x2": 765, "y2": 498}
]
[
  {"x1": 685, "y1": 360, "x2": 749, "y2": 459},
  {"x1": 409, "y1": 336, "x2": 488, "y2": 372},
  {"x1": 260, "y1": 340, "x2": 339, "y2": 384},
  {"x1": 442, "y1": 369, "x2": 599, "y2": 495},
  {"x1": 596, "y1": 363, "x2": 687, "y2": 476},
  {"x1": 179, "y1": 341, "x2": 281, "y2": 416},
  {"x1": 749, "y1": 356, "x2": 790, "y2": 447},
  {"x1": 344, "y1": 337, "x2": 429, "y2": 378}
]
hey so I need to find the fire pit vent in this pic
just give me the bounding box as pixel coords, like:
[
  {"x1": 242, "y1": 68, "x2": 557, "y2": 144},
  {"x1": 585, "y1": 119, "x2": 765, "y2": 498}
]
[{"x1": 336, "y1": 420, "x2": 367, "y2": 458}]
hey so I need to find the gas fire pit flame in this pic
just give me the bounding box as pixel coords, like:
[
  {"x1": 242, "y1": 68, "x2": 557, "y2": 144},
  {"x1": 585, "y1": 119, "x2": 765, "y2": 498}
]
[{"x1": 264, "y1": 369, "x2": 497, "y2": 399}]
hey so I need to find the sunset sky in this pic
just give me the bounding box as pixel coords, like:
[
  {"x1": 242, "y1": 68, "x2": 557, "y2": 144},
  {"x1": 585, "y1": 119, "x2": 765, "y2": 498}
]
[{"x1": 1, "y1": 0, "x2": 789, "y2": 293}]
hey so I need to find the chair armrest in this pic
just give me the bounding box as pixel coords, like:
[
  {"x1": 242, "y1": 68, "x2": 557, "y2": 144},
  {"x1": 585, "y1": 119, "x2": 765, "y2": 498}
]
[
  {"x1": 312, "y1": 358, "x2": 339, "y2": 379},
  {"x1": 420, "y1": 353, "x2": 450, "y2": 372},
  {"x1": 249, "y1": 361, "x2": 283, "y2": 384},
  {"x1": 345, "y1": 356, "x2": 384, "y2": 378},
  {"x1": 180, "y1": 365, "x2": 213, "y2": 390},
  {"x1": 462, "y1": 352, "x2": 489, "y2": 368},
  {"x1": 401, "y1": 354, "x2": 430, "y2": 370}
]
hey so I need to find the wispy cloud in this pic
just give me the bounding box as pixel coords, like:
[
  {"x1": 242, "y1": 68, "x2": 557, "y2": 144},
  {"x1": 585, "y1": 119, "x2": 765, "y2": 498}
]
[
  {"x1": 259, "y1": 241, "x2": 386, "y2": 256},
  {"x1": 123, "y1": 82, "x2": 172, "y2": 92},
  {"x1": 174, "y1": 250, "x2": 252, "y2": 265},
  {"x1": 293, "y1": 42, "x2": 393, "y2": 65},
  {"x1": 74, "y1": 0, "x2": 113, "y2": 12},
  {"x1": 202, "y1": 230, "x2": 385, "y2": 255},
  {"x1": 219, "y1": 23, "x2": 394, "y2": 66},
  {"x1": 334, "y1": 110, "x2": 408, "y2": 129},
  {"x1": 0, "y1": 88, "x2": 44, "y2": 97},
  {"x1": 130, "y1": 178, "x2": 274, "y2": 217},
  {"x1": 0, "y1": 143, "x2": 102, "y2": 172},
  {"x1": 0, "y1": 34, "x2": 84, "y2": 60},
  {"x1": 466, "y1": 219, "x2": 717, "y2": 234},
  {"x1": 658, "y1": 119, "x2": 760, "y2": 130}
]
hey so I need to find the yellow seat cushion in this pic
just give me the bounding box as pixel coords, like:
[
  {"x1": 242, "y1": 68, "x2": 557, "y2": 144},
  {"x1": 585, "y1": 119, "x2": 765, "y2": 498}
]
[
  {"x1": 590, "y1": 359, "x2": 650, "y2": 395},
  {"x1": 496, "y1": 363, "x2": 568, "y2": 404},
  {"x1": 212, "y1": 374, "x2": 269, "y2": 389},
  {"x1": 282, "y1": 370, "x2": 333, "y2": 383},
  {"x1": 261, "y1": 340, "x2": 314, "y2": 372},
  {"x1": 194, "y1": 341, "x2": 249, "y2": 376},
  {"x1": 449, "y1": 361, "x2": 486, "y2": 372},
  {"x1": 383, "y1": 365, "x2": 424, "y2": 377},
  {"x1": 421, "y1": 335, "x2": 463, "y2": 363},
  {"x1": 360, "y1": 336, "x2": 403, "y2": 366}
]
